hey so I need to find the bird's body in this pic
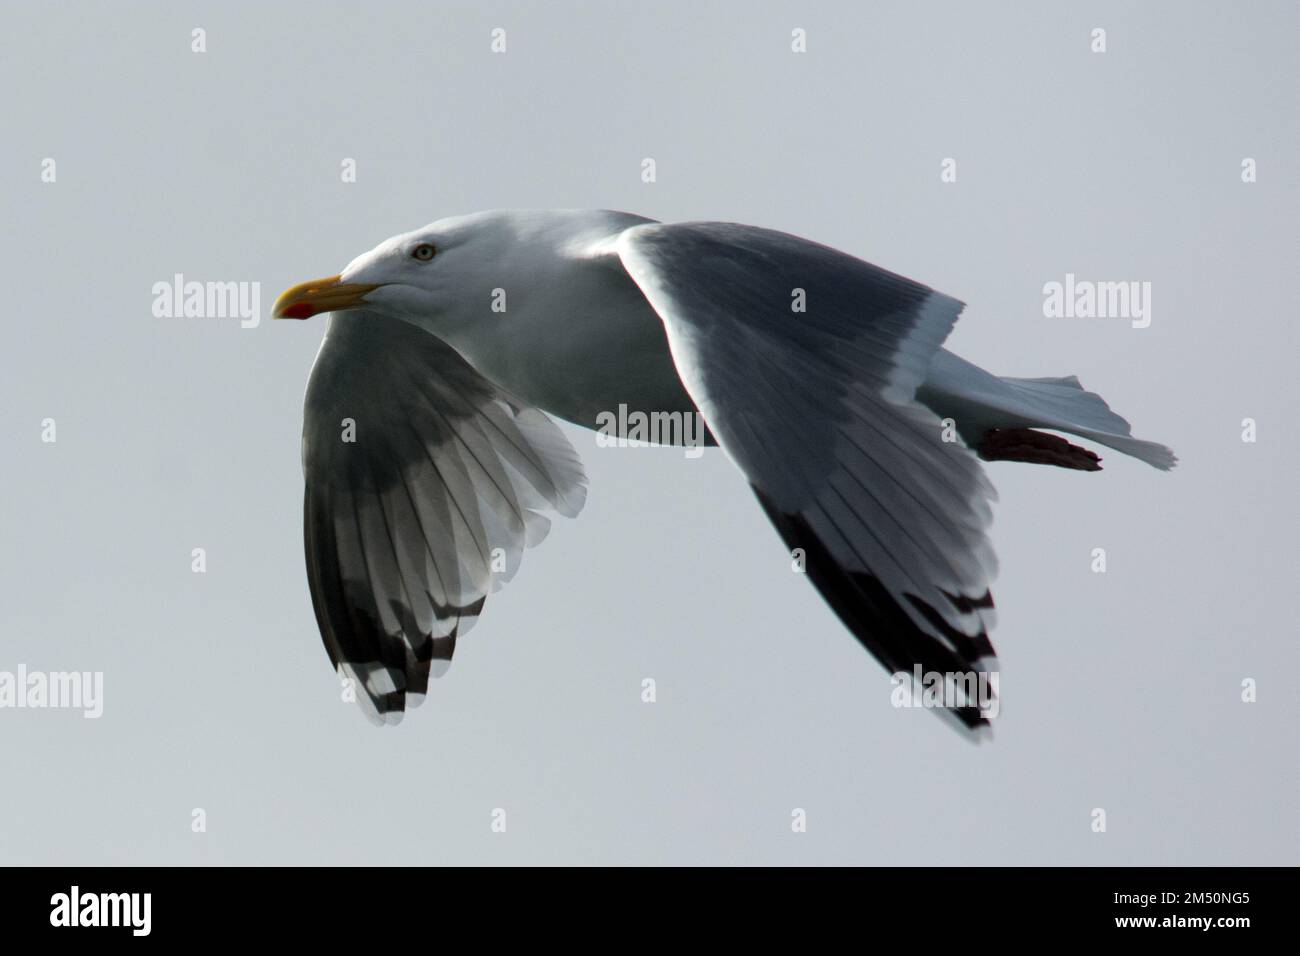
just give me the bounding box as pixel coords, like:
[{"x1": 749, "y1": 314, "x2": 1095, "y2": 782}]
[
  {"x1": 275, "y1": 209, "x2": 1174, "y2": 734},
  {"x1": 387, "y1": 209, "x2": 701, "y2": 432}
]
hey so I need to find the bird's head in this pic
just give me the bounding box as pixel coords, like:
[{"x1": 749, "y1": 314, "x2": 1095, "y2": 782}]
[
  {"x1": 272, "y1": 210, "x2": 621, "y2": 335},
  {"x1": 272, "y1": 216, "x2": 490, "y2": 327}
]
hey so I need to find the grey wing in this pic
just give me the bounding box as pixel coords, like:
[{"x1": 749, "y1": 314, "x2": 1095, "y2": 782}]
[
  {"x1": 618, "y1": 222, "x2": 999, "y2": 733},
  {"x1": 301, "y1": 311, "x2": 586, "y2": 724}
]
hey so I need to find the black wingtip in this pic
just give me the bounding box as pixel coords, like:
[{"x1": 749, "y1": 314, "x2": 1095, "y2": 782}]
[{"x1": 753, "y1": 485, "x2": 1000, "y2": 737}]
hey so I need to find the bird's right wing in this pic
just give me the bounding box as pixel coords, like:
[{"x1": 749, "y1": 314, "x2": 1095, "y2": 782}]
[
  {"x1": 618, "y1": 222, "x2": 1000, "y2": 733},
  {"x1": 301, "y1": 311, "x2": 586, "y2": 724}
]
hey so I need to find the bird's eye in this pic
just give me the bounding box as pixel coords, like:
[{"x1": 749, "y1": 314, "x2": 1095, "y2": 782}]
[{"x1": 411, "y1": 243, "x2": 436, "y2": 261}]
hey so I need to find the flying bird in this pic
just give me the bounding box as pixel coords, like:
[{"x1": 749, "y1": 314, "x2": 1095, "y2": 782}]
[{"x1": 273, "y1": 210, "x2": 1174, "y2": 733}]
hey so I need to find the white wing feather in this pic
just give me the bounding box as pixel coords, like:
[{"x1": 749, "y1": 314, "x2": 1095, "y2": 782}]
[
  {"x1": 301, "y1": 311, "x2": 586, "y2": 724},
  {"x1": 618, "y1": 222, "x2": 998, "y2": 732}
]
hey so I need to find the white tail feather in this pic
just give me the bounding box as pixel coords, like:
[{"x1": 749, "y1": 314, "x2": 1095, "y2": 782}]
[
  {"x1": 1000, "y1": 376, "x2": 1177, "y2": 470},
  {"x1": 918, "y1": 351, "x2": 1177, "y2": 470}
]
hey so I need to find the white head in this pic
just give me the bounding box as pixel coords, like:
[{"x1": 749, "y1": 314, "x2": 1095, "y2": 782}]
[{"x1": 272, "y1": 209, "x2": 641, "y2": 336}]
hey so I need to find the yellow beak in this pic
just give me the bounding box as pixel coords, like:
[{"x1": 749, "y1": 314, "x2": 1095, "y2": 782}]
[{"x1": 272, "y1": 274, "x2": 379, "y2": 320}]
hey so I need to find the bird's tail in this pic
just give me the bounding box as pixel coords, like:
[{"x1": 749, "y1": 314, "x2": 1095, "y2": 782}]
[
  {"x1": 995, "y1": 374, "x2": 1177, "y2": 470},
  {"x1": 917, "y1": 351, "x2": 1176, "y2": 471}
]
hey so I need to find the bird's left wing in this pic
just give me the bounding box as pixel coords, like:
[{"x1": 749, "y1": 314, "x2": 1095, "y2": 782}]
[
  {"x1": 301, "y1": 311, "x2": 586, "y2": 724},
  {"x1": 617, "y1": 222, "x2": 999, "y2": 733}
]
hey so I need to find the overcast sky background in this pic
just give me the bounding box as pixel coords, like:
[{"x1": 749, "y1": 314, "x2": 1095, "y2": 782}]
[{"x1": 1, "y1": 0, "x2": 1296, "y2": 865}]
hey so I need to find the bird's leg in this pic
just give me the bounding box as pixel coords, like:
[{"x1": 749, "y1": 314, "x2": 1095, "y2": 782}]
[{"x1": 975, "y1": 428, "x2": 1103, "y2": 471}]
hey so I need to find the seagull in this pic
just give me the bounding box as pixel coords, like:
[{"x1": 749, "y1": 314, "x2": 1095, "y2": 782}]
[{"x1": 273, "y1": 209, "x2": 1174, "y2": 734}]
